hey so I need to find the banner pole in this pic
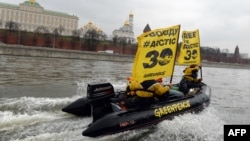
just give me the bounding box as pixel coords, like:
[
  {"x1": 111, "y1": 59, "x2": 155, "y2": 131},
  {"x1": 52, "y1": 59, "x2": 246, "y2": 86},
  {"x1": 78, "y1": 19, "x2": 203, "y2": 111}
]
[{"x1": 170, "y1": 28, "x2": 181, "y2": 84}]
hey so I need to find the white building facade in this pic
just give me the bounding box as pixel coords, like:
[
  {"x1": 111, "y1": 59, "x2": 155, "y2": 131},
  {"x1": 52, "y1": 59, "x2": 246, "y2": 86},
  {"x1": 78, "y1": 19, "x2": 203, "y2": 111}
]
[
  {"x1": 0, "y1": 0, "x2": 78, "y2": 36},
  {"x1": 112, "y1": 12, "x2": 135, "y2": 43}
]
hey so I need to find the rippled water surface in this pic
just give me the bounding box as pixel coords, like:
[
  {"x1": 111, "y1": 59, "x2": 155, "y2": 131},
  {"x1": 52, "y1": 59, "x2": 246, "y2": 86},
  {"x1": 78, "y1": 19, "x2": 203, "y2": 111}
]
[{"x1": 0, "y1": 55, "x2": 249, "y2": 141}]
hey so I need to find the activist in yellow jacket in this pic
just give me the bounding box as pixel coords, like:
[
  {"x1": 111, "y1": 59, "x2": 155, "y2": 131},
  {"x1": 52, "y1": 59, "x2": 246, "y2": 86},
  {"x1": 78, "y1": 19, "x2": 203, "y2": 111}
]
[
  {"x1": 182, "y1": 64, "x2": 202, "y2": 82},
  {"x1": 179, "y1": 64, "x2": 203, "y2": 94},
  {"x1": 124, "y1": 78, "x2": 184, "y2": 108},
  {"x1": 127, "y1": 79, "x2": 170, "y2": 98}
]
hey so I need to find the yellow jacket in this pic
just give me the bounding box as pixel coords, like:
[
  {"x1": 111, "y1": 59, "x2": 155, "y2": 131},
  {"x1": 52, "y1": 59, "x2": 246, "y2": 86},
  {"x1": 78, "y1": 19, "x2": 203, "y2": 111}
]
[
  {"x1": 128, "y1": 80, "x2": 170, "y2": 98},
  {"x1": 183, "y1": 65, "x2": 201, "y2": 83},
  {"x1": 183, "y1": 65, "x2": 200, "y2": 76},
  {"x1": 183, "y1": 75, "x2": 201, "y2": 83}
]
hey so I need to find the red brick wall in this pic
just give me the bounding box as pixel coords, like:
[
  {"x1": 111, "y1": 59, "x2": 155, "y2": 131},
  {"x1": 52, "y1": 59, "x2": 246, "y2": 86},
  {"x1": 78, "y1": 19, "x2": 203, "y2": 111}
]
[
  {"x1": 1, "y1": 30, "x2": 249, "y2": 64},
  {"x1": 0, "y1": 30, "x2": 137, "y2": 55}
]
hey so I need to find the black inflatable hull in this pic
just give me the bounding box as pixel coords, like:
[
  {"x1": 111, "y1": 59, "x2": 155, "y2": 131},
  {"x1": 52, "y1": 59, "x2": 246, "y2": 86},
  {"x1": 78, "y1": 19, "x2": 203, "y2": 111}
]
[
  {"x1": 62, "y1": 98, "x2": 91, "y2": 116},
  {"x1": 62, "y1": 84, "x2": 211, "y2": 137},
  {"x1": 83, "y1": 85, "x2": 210, "y2": 137}
]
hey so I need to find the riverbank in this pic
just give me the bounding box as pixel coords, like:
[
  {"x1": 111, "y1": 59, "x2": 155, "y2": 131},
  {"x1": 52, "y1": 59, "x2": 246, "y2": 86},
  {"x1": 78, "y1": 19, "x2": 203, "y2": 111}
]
[
  {"x1": 0, "y1": 44, "x2": 134, "y2": 62},
  {"x1": 1, "y1": 44, "x2": 250, "y2": 69},
  {"x1": 200, "y1": 61, "x2": 250, "y2": 69}
]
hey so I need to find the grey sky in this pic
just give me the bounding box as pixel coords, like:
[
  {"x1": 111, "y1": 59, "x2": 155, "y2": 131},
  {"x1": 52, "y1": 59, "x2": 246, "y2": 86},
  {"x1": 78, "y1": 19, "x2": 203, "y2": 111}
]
[{"x1": 2, "y1": 0, "x2": 250, "y2": 55}]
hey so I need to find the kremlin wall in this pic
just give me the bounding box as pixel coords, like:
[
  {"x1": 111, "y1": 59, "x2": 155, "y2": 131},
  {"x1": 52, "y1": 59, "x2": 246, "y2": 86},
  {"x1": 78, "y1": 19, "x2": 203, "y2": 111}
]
[
  {"x1": 0, "y1": 29, "x2": 138, "y2": 55},
  {"x1": 1, "y1": 44, "x2": 250, "y2": 70}
]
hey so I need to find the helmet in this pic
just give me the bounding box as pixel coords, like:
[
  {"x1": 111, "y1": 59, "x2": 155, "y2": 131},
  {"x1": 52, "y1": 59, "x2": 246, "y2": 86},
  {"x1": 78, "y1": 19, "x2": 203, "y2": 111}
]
[
  {"x1": 156, "y1": 78, "x2": 163, "y2": 83},
  {"x1": 127, "y1": 76, "x2": 132, "y2": 80},
  {"x1": 189, "y1": 64, "x2": 197, "y2": 68},
  {"x1": 184, "y1": 67, "x2": 199, "y2": 76}
]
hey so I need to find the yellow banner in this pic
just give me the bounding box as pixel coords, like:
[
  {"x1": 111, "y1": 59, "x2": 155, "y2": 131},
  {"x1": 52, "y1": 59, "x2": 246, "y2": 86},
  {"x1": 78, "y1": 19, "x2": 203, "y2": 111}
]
[
  {"x1": 132, "y1": 25, "x2": 181, "y2": 82},
  {"x1": 177, "y1": 29, "x2": 201, "y2": 65}
]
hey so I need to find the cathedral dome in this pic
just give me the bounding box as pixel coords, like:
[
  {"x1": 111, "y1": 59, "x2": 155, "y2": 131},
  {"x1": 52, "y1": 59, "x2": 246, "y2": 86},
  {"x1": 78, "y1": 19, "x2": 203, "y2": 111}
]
[
  {"x1": 81, "y1": 21, "x2": 103, "y2": 33},
  {"x1": 129, "y1": 11, "x2": 134, "y2": 16},
  {"x1": 124, "y1": 20, "x2": 130, "y2": 26},
  {"x1": 23, "y1": 0, "x2": 41, "y2": 7}
]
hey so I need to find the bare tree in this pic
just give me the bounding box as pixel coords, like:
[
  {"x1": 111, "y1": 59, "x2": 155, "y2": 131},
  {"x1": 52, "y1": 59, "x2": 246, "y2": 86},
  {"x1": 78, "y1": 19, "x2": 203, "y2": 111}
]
[
  {"x1": 34, "y1": 26, "x2": 49, "y2": 34},
  {"x1": 113, "y1": 35, "x2": 118, "y2": 45},
  {"x1": 72, "y1": 29, "x2": 81, "y2": 38},
  {"x1": 99, "y1": 32, "x2": 107, "y2": 41},
  {"x1": 118, "y1": 37, "x2": 127, "y2": 54},
  {"x1": 5, "y1": 21, "x2": 19, "y2": 31},
  {"x1": 82, "y1": 29, "x2": 100, "y2": 51},
  {"x1": 84, "y1": 29, "x2": 99, "y2": 40},
  {"x1": 118, "y1": 37, "x2": 127, "y2": 45},
  {"x1": 53, "y1": 28, "x2": 59, "y2": 36},
  {"x1": 70, "y1": 29, "x2": 81, "y2": 50},
  {"x1": 58, "y1": 25, "x2": 64, "y2": 35},
  {"x1": 0, "y1": 20, "x2": 3, "y2": 28}
]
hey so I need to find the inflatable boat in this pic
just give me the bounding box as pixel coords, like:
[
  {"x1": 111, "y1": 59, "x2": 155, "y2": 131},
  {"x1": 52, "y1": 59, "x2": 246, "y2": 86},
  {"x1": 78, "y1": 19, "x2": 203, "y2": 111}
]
[{"x1": 62, "y1": 82, "x2": 211, "y2": 137}]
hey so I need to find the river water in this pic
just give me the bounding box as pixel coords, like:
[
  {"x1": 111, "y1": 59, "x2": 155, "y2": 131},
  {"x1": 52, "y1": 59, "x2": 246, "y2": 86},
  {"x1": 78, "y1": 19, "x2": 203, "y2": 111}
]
[{"x1": 0, "y1": 55, "x2": 249, "y2": 141}]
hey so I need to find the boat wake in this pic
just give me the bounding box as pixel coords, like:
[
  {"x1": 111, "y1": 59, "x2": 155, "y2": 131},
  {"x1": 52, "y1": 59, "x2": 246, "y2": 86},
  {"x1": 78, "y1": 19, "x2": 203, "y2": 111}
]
[{"x1": 0, "y1": 81, "x2": 222, "y2": 141}]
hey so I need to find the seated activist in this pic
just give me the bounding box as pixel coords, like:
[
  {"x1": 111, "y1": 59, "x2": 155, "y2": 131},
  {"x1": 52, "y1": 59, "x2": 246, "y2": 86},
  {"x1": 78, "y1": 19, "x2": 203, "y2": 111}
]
[
  {"x1": 124, "y1": 77, "x2": 184, "y2": 109},
  {"x1": 179, "y1": 64, "x2": 203, "y2": 95},
  {"x1": 155, "y1": 78, "x2": 184, "y2": 100}
]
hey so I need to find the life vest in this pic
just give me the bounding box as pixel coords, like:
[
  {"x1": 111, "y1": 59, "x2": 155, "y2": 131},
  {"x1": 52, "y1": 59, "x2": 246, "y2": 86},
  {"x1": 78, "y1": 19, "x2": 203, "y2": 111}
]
[
  {"x1": 128, "y1": 80, "x2": 170, "y2": 98},
  {"x1": 182, "y1": 65, "x2": 201, "y2": 83},
  {"x1": 183, "y1": 75, "x2": 200, "y2": 83},
  {"x1": 183, "y1": 65, "x2": 199, "y2": 76}
]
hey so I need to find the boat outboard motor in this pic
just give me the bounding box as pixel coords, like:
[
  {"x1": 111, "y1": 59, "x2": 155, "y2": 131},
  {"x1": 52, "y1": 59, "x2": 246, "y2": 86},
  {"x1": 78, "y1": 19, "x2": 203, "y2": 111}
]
[{"x1": 87, "y1": 83, "x2": 115, "y2": 122}]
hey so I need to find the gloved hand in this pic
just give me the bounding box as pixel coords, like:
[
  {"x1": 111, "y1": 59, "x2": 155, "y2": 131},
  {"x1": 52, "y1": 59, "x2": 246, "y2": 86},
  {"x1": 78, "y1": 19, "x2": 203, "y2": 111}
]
[
  {"x1": 197, "y1": 78, "x2": 202, "y2": 83},
  {"x1": 194, "y1": 78, "x2": 202, "y2": 83}
]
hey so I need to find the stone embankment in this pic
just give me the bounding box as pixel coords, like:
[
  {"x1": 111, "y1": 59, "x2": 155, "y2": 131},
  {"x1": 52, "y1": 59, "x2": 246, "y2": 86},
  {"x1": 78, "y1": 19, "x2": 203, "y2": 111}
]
[
  {"x1": 0, "y1": 44, "x2": 134, "y2": 62},
  {"x1": 1, "y1": 44, "x2": 250, "y2": 69},
  {"x1": 201, "y1": 61, "x2": 250, "y2": 69}
]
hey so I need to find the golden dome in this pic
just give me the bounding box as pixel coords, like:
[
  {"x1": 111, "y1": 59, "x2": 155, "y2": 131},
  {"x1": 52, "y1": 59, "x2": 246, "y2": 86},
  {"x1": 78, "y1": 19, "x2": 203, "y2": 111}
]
[
  {"x1": 124, "y1": 20, "x2": 130, "y2": 26},
  {"x1": 97, "y1": 28, "x2": 102, "y2": 32},
  {"x1": 87, "y1": 21, "x2": 93, "y2": 25},
  {"x1": 129, "y1": 11, "x2": 134, "y2": 16},
  {"x1": 81, "y1": 21, "x2": 103, "y2": 32},
  {"x1": 29, "y1": 0, "x2": 36, "y2": 4}
]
